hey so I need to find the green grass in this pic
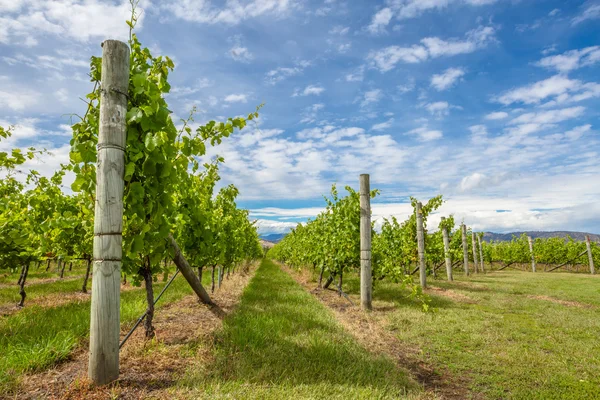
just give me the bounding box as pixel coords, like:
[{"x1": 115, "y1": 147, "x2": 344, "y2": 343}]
[
  {"x1": 179, "y1": 259, "x2": 419, "y2": 399},
  {"x1": 0, "y1": 261, "x2": 89, "y2": 286},
  {"x1": 338, "y1": 269, "x2": 600, "y2": 399},
  {"x1": 0, "y1": 262, "x2": 92, "y2": 305},
  {"x1": 0, "y1": 271, "x2": 198, "y2": 394}
]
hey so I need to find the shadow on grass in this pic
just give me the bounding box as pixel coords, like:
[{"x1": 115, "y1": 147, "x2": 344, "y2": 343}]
[{"x1": 185, "y1": 260, "x2": 414, "y2": 395}]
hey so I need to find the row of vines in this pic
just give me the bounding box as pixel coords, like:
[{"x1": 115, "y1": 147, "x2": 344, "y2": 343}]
[
  {"x1": 269, "y1": 186, "x2": 599, "y2": 310},
  {"x1": 0, "y1": 11, "x2": 263, "y2": 339}
]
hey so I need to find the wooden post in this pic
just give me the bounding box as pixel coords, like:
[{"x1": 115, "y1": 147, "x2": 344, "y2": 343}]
[
  {"x1": 471, "y1": 232, "x2": 479, "y2": 274},
  {"x1": 461, "y1": 224, "x2": 469, "y2": 276},
  {"x1": 477, "y1": 234, "x2": 485, "y2": 273},
  {"x1": 528, "y1": 236, "x2": 536, "y2": 273},
  {"x1": 359, "y1": 174, "x2": 372, "y2": 311},
  {"x1": 416, "y1": 201, "x2": 426, "y2": 288},
  {"x1": 441, "y1": 217, "x2": 453, "y2": 281},
  {"x1": 586, "y1": 235, "x2": 595, "y2": 275},
  {"x1": 88, "y1": 40, "x2": 129, "y2": 386}
]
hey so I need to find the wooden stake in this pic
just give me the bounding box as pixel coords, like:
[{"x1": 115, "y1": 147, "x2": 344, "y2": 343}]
[
  {"x1": 471, "y1": 232, "x2": 479, "y2": 274},
  {"x1": 462, "y1": 224, "x2": 469, "y2": 276},
  {"x1": 477, "y1": 234, "x2": 485, "y2": 273},
  {"x1": 586, "y1": 235, "x2": 595, "y2": 275},
  {"x1": 528, "y1": 236, "x2": 536, "y2": 273},
  {"x1": 88, "y1": 39, "x2": 129, "y2": 386},
  {"x1": 441, "y1": 217, "x2": 453, "y2": 281},
  {"x1": 416, "y1": 201, "x2": 427, "y2": 288},
  {"x1": 359, "y1": 174, "x2": 372, "y2": 311}
]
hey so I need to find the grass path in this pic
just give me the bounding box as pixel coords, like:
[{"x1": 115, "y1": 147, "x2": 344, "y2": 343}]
[
  {"x1": 178, "y1": 259, "x2": 423, "y2": 399},
  {"x1": 325, "y1": 269, "x2": 600, "y2": 399}
]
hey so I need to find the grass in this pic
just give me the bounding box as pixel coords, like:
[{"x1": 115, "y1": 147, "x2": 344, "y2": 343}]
[
  {"x1": 0, "y1": 270, "x2": 200, "y2": 394},
  {"x1": 179, "y1": 259, "x2": 420, "y2": 399},
  {"x1": 337, "y1": 269, "x2": 600, "y2": 399},
  {"x1": 0, "y1": 260, "x2": 89, "y2": 285},
  {"x1": 0, "y1": 262, "x2": 91, "y2": 305}
]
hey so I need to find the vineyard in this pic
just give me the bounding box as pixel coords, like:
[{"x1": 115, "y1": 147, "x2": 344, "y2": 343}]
[{"x1": 1, "y1": 12, "x2": 600, "y2": 400}]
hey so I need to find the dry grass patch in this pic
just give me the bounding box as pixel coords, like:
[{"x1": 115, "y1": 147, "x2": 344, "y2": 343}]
[{"x1": 14, "y1": 265, "x2": 258, "y2": 400}]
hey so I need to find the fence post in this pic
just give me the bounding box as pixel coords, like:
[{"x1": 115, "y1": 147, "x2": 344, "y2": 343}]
[
  {"x1": 471, "y1": 232, "x2": 479, "y2": 274},
  {"x1": 528, "y1": 236, "x2": 536, "y2": 272},
  {"x1": 586, "y1": 235, "x2": 595, "y2": 275},
  {"x1": 461, "y1": 224, "x2": 469, "y2": 276},
  {"x1": 88, "y1": 40, "x2": 130, "y2": 385},
  {"x1": 416, "y1": 202, "x2": 426, "y2": 288},
  {"x1": 477, "y1": 233, "x2": 485, "y2": 273},
  {"x1": 441, "y1": 217, "x2": 453, "y2": 281},
  {"x1": 359, "y1": 174, "x2": 372, "y2": 311}
]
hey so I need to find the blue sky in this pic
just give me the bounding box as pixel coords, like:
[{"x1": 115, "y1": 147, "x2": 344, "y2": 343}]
[{"x1": 1, "y1": 0, "x2": 600, "y2": 235}]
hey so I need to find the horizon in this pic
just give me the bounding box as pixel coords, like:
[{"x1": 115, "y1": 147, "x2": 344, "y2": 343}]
[{"x1": 1, "y1": 0, "x2": 599, "y2": 235}]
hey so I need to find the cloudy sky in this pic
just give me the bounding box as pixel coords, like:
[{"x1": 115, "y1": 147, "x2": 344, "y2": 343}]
[{"x1": 1, "y1": 0, "x2": 599, "y2": 235}]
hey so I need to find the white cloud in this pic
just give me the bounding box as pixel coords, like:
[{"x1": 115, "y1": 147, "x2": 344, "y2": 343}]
[
  {"x1": 406, "y1": 126, "x2": 443, "y2": 141},
  {"x1": 162, "y1": 0, "x2": 296, "y2": 24},
  {"x1": 398, "y1": 79, "x2": 416, "y2": 93},
  {"x1": 254, "y1": 219, "x2": 298, "y2": 235},
  {"x1": 430, "y1": 67, "x2": 465, "y2": 91},
  {"x1": 508, "y1": 107, "x2": 585, "y2": 125},
  {"x1": 229, "y1": 45, "x2": 254, "y2": 63},
  {"x1": 425, "y1": 101, "x2": 450, "y2": 117},
  {"x1": 496, "y1": 75, "x2": 600, "y2": 106},
  {"x1": 345, "y1": 65, "x2": 365, "y2": 82},
  {"x1": 536, "y1": 46, "x2": 600, "y2": 73},
  {"x1": 368, "y1": 26, "x2": 495, "y2": 72},
  {"x1": 367, "y1": 7, "x2": 393, "y2": 34},
  {"x1": 0, "y1": 89, "x2": 38, "y2": 111},
  {"x1": 391, "y1": 0, "x2": 497, "y2": 20},
  {"x1": 170, "y1": 78, "x2": 212, "y2": 98},
  {"x1": 564, "y1": 124, "x2": 591, "y2": 141},
  {"x1": 360, "y1": 89, "x2": 382, "y2": 107},
  {"x1": 265, "y1": 60, "x2": 310, "y2": 84},
  {"x1": 371, "y1": 118, "x2": 394, "y2": 131},
  {"x1": 337, "y1": 43, "x2": 351, "y2": 53},
  {"x1": 0, "y1": 0, "x2": 146, "y2": 44},
  {"x1": 293, "y1": 85, "x2": 325, "y2": 97},
  {"x1": 329, "y1": 25, "x2": 349, "y2": 35},
  {"x1": 572, "y1": 3, "x2": 600, "y2": 25},
  {"x1": 485, "y1": 111, "x2": 508, "y2": 120},
  {"x1": 224, "y1": 93, "x2": 248, "y2": 103}
]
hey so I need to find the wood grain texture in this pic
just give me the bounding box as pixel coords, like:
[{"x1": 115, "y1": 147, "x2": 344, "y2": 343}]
[
  {"x1": 441, "y1": 217, "x2": 453, "y2": 281},
  {"x1": 88, "y1": 39, "x2": 129, "y2": 385},
  {"x1": 359, "y1": 174, "x2": 372, "y2": 311},
  {"x1": 462, "y1": 224, "x2": 469, "y2": 276},
  {"x1": 471, "y1": 232, "x2": 479, "y2": 274},
  {"x1": 416, "y1": 202, "x2": 426, "y2": 288},
  {"x1": 586, "y1": 235, "x2": 595, "y2": 275},
  {"x1": 528, "y1": 236, "x2": 537, "y2": 273}
]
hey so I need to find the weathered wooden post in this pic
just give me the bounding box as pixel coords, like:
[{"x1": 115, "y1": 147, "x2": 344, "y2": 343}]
[
  {"x1": 88, "y1": 40, "x2": 130, "y2": 385},
  {"x1": 586, "y1": 235, "x2": 595, "y2": 275},
  {"x1": 359, "y1": 174, "x2": 372, "y2": 311},
  {"x1": 461, "y1": 224, "x2": 469, "y2": 276},
  {"x1": 528, "y1": 236, "x2": 536, "y2": 272},
  {"x1": 471, "y1": 232, "x2": 479, "y2": 274},
  {"x1": 416, "y1": 202, "x2": 427, "y2": 288},
  {"x1": 477, "y1": 233, "x2": 485, "y2": 273},
  {"x1": 441, "y1": 217, "x2": 453, "y2": 281}
]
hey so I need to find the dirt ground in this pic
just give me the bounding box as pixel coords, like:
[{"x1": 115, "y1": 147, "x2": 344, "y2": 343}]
[
  {"x1": 278, "y1": 262, "x2": 476, "y2": 400},
  {"x1": 8, "y1": 264, "x2": 257, "y2": 400}
]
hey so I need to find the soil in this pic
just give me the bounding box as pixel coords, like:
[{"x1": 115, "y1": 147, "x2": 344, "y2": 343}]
[
  {"x1": 278, "y1": 262, "x2": 477, "y2": 400},
  {"x1": 527, "y1": 294, "x2": 594, "y2": 309},
  {"x1": 10, "y1": 263, "x2": 258, "y2": 400}
]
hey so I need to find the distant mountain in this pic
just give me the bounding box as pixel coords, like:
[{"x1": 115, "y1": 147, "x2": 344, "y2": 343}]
[
  {"x1": 259, "y1": 233, "x2": 287, "y2": 243},
  {"x1": 482, "y1": 231, "x2": 600, "y2": 242}
]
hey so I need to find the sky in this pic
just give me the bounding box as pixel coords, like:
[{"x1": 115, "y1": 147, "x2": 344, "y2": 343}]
[{"x1": 1, "y1": 0, "x2": 600, "y2": 235}]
